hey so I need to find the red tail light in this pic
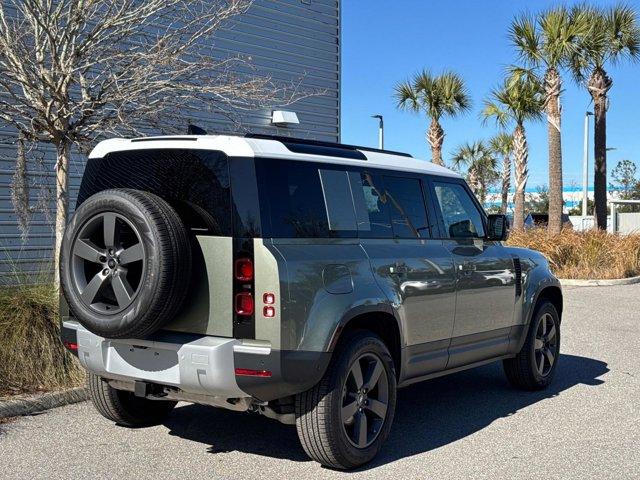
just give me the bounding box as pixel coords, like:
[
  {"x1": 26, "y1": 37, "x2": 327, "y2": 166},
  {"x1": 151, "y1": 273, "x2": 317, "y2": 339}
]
[
  {"x1": 235, "y1": 368, "x2": 272, "y2": 377},
  {"x1": 263, "y1": 306, "x2": 275, "y2": 318},
  {"x1": 234, "y1": 292, "x2": 254, "y2": 316},
  {"x1": 235, "y1": 258, "x2": 254, "y2": 281},
  {"x1": 63, "y1": 341, "x2": 78, "y2": 352}
]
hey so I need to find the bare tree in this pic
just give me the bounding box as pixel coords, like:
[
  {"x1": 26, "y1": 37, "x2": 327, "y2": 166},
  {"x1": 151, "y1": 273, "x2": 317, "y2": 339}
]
[{"x1": 0, "y1": 0, "x2": 313, "y2": 287}]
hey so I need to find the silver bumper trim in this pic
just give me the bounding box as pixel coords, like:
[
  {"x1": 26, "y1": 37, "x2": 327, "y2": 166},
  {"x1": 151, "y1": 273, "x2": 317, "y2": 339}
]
[{"x1": 64, "y1": 321, "x2": 248, "y2": 399}]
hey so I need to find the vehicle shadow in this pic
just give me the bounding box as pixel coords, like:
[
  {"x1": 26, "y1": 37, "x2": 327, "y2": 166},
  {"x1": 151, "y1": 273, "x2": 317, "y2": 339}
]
[{"x1": 163, "y1": 353, "x2": 608, "y2": 468}]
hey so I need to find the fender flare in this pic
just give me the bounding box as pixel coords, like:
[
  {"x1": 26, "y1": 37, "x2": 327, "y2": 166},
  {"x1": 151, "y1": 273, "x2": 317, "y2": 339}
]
[
  {"x1": 514, "y1": 279, "x2": 563, "y2": 352},
  {"x1": 327, "y1": 302, "x2": 404, "y2": 352}
]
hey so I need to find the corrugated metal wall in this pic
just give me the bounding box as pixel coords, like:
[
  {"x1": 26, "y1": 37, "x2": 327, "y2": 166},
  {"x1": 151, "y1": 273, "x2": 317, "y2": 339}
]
[{"x1": 0, "y1": 0, "x2": 340, "y2": 284}]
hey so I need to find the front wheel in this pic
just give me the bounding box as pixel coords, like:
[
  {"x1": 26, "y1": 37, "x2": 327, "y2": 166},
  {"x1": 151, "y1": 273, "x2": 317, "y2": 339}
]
[
  {"x1": 503, "y1": 301, "x2": 560, "y2": 390},
  {"x1": 295, "y1": 331, "x2": 397, "y2": 469}
]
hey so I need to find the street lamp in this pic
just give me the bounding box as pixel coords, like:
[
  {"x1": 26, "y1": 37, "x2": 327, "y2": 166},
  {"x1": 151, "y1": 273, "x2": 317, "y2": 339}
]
[
  {"x1": 371, "y1": 114, "x2": 384, "y2": 150},
  {"x1": 582, "y1": 111, "x2": 594, "y2": 218}
]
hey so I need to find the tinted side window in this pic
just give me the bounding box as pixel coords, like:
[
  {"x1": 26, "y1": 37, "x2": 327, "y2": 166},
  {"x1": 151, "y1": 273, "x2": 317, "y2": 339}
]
[
  {"x1": 382, "y1": 176, "x2": 430, "y2": 238},
  {"x1": 319, "y1": 169, "x2": 358, "y2": 232},
  {"x1": 257, "y1": 159, "x2": 357, "y2": 238},
  {"x1": 433, "y1": 182, "x2": 485, "y2": 238},
  {"x1": 349, "y1": 171, "x2": 393, "y2": 238}
]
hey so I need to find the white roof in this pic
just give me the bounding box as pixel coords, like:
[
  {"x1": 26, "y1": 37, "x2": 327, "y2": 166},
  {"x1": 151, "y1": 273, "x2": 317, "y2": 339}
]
[{"x1": 89, "y1": 135, "x2": 461, "y2": 179}]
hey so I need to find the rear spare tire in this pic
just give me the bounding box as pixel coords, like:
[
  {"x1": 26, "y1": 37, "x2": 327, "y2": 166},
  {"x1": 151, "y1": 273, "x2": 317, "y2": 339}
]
[{"x1": 60, "y1": 189, "x2": 191, "y2": 339}]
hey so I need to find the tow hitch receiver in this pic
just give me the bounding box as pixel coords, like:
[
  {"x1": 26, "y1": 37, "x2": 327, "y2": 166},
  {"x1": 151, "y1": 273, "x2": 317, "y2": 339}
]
[{"x1": 134, "y1": 381, "x2": 151, "y2": 398}]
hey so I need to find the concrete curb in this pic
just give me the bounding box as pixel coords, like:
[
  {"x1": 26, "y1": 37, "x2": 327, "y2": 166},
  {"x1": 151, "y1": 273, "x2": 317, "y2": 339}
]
[
  {"x1": 0, "y1": 387, "x2": 88, "y2": 419},
  {"x1": 559, "y1": 275, "x2": 640, "y2": 287}
]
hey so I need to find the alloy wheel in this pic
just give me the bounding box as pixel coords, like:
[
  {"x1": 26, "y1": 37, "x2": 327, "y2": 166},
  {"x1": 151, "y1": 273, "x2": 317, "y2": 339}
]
[
  {"x1": 534, "y1": 313, "x2": 558, "y2": 377},
  {"x1": 70, "y1": 212, "x2": 145, "y2": 314},
  {"x1": 341, "y1": 353, "x2": 389, "y2": 449}
]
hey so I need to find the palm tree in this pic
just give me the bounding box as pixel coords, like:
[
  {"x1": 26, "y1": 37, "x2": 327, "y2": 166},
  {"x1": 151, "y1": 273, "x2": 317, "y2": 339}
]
[
  {"x1": 510, "y1": 6, "x2": 589, "y2": 234},
  {"x1": 451, "y1": 141, "x2": 499, "y2": 206},
  {"x1": 570, "y1": 4, "x2": 640, "y2": 230},
  {"x1": 489, "y1": 133, "x2": 514, "y2": 214},
  {"x1": 483, "y1": 72, "x2": 545, "y2": 231},
  {"x1": 395, "y1": 70, "x2": 471, "y2": 165}
]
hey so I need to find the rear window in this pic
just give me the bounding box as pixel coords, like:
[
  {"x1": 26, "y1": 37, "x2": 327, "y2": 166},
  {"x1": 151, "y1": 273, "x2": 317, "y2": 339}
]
[{"x1": 78, "y1": 149, "x2": 233, "y2": 235}]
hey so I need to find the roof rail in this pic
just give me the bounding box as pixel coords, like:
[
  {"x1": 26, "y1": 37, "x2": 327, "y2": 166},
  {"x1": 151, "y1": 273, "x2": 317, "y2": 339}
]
[{"x1": 244, "y1": 133, "x2": 413, "y2": 158}]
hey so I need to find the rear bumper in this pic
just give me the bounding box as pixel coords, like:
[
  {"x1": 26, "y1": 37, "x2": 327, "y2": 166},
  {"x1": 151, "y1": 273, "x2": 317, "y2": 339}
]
[
  {"x1": 63, "y1": 320, "x2": 249, "y2": 399},
  {"x1": 62, "y1": 321, "x2": 332, "y2": 402}
]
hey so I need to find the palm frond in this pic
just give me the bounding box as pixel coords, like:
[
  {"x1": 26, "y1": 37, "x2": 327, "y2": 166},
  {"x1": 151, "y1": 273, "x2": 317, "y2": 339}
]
[
  {"x1": 395, "y1": 69, "x2": 471, "y2": 121},
  {"x1": 482, "y1": 99, "x2": 510, "y2": 129},
  {"x1": 510, "y1": 13, "x2": 542, "y2": 66},
  {"x1": 394, "y1": 80, "x2": 420, "y2": 112},
  {"x1": 489, "y1": 132, "x2": 514, "y2": 155},
  {"x1": 435, "y1": 71, "x2": 472, "y2": 118},
  {"x1": 482, "y1": 72, "x2": 544, "y2": 127},
  {"x1": 605, "y1": 4, "x2": 640, "y2": 65}
]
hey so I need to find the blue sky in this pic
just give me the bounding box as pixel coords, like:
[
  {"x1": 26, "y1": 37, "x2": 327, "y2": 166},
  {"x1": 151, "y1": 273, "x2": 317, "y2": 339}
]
[{"x1": 341, "y1": 0, "x2": 640, "y2": 189}]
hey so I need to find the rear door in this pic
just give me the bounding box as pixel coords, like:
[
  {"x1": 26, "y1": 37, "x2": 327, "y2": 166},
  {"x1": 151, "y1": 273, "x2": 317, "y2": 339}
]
[
  {"x1": 428, "y1": 178, "x2": 516, "y2": 367},
  {"x1": 353, "y1": 171, "x2": 457, "y2": 376}
]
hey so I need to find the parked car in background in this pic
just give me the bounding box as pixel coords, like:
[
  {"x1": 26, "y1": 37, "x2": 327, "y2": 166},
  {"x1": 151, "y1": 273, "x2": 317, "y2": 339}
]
[{"x1": 525, "y1": 213, "x2": 573, "y2": 230}]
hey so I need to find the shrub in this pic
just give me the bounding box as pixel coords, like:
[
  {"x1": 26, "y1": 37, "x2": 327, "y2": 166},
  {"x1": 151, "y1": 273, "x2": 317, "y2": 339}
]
[
  {"x1": 507, "y1": 229, "x2": 640, "y2": 279},
  {"x1": 0, "y1": 284, "x2": 84, "y2": 396}
]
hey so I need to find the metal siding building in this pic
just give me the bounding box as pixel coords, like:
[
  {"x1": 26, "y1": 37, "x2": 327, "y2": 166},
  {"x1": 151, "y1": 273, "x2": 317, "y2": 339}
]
[{"x1": 0, "y1": 0, "x2": 341, "y2": 284}]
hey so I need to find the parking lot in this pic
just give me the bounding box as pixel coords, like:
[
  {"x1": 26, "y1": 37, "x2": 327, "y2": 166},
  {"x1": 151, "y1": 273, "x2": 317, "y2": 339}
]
[{"x1": 1, "y1": 284, "x2": 639, "y2": 479}]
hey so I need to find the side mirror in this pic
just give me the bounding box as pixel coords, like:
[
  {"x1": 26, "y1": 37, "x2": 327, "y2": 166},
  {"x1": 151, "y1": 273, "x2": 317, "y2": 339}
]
[{"x1": 486, "y1": 214, "x2": 509, "y2": 241}]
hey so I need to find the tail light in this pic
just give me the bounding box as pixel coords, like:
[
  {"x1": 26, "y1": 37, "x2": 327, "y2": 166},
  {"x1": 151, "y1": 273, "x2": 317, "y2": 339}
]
[
  {"x1": 63, "y1": 341, "x2": 79, "y2": 356},
  {"x1": 234, "y1": 292, "x2": 254, "y2": 316},
  {"x1": 63, "y1": 341, "x2": 78, "y2": 351},
  {"x1": 263, "y1": 306, "x2": 275, "y2": 318},
  {"x1": 235, "y1": 258, "x2": 254, "y2": 281}
]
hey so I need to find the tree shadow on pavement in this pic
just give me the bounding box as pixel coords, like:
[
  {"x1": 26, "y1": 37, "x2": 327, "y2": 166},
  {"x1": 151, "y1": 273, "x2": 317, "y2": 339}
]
[{"x1": 163, "y1": 353, "x2": 608, "y2": 468}]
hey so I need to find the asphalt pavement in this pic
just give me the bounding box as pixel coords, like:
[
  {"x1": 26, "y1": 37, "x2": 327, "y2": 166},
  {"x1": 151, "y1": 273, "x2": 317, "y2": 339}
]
[{"x1": 1, "y1": 284, "x2": 638, "y2": 479}]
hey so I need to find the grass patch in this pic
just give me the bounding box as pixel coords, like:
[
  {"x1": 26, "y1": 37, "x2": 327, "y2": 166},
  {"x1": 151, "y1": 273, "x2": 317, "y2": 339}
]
[
  {"x1": 507, "y1": 229, "x2": 640, "y2": 279},
  {"x1": 0, "y1": 284, "x2": 84, "y2": 396}
]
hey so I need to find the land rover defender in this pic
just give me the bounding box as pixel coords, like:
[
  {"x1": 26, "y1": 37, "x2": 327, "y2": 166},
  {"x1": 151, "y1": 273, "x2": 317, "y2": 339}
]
[{"x1": 60, "y1": 134, "x2": 562, "y2": 469}]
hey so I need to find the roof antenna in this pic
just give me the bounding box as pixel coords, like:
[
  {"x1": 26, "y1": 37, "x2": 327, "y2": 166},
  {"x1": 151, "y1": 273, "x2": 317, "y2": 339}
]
[{"x1": 187, "y1": 124, "x2": 207, "y2": 135}]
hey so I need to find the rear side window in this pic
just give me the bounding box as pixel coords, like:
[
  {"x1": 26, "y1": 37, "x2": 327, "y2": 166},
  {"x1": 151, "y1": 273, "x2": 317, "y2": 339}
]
[
  {"x1": 257, "y1": 159, "x2": 357, "y2": 238},
  {"x1": 433, "y1": 181, "x2": 485, "y2": 238},
  {"x1": 349, "y1": 172, "x2": 393, "y2": 238},
  {"x1": 349, "y1": 172, "x2": 430, "y2": 239},
  {"x1": 382, "y1": 176, "x2": 430, "y2": 238},
  {"x1": 319, "y1": 169, "x2": 358, "y2": 232}
]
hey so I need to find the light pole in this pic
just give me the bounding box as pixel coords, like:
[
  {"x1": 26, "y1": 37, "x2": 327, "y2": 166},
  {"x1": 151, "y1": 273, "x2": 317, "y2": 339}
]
[
  {"x1": 582, "y1": 111, "x2": 593, "y2": 218},
  {"x1": 371, "y1": 114, "x2": 384, "y2": 149}
]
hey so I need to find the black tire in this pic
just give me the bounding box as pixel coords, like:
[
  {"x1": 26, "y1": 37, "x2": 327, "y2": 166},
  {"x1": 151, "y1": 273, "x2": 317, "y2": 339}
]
[
  {"x1": 87, "y1": 373, "x2": 177, "y2": 427},
  {"x1": 504, "y1": 301, "x2": 561, "y2": 390},
  {"x1": 60, "y1": 189, "x2": 191, "y2": 339},
  {"x1": 295, "y1": 331, "x2": 397, "y2": 470}
]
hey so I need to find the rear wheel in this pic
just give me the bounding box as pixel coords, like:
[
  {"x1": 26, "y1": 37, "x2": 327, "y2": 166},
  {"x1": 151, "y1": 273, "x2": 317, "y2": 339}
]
[
  {"x1": 87, "y1": 373, "x2": 176, "y2": 427},
  {"x1": 504, "y1": 301, "x2": 560, "y2": 390},
  {"x1": 295, "y1": 331, "x2": 396, "y2": 469}
]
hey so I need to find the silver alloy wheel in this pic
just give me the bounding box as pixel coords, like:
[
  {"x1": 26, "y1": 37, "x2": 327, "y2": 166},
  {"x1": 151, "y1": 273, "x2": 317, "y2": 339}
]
[
  {"x1": 70, "y1": 212, "x2": 145, "y2": 314},
  {"x1": 534, "y1": 312, "x2": 558, "y2": 377},
  {"x1": 341, "y1": 352, "x2": 389, "y2": 449}
]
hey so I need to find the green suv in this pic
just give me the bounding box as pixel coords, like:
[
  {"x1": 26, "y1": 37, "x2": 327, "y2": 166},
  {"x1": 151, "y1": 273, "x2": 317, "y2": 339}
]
[{"x1": 59, "y1": 134, "x2": 562, "y2": 469}]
